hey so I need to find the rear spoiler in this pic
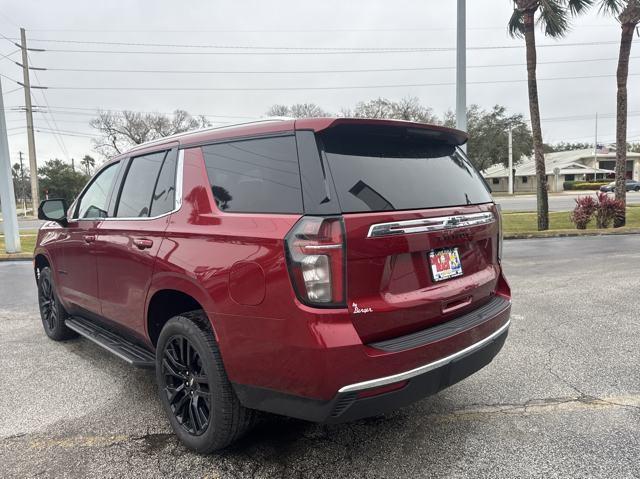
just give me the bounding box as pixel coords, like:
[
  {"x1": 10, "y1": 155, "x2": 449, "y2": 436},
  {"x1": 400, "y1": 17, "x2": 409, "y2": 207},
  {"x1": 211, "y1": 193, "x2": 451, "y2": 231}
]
[{"x1": 294, "y1": 117, "x2": 468, "y2": 146}]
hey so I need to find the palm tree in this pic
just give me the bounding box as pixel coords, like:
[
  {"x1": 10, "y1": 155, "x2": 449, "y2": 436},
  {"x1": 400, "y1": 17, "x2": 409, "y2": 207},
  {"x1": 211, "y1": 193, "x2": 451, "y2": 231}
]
[
  {"x1": 508, "y1": 0, "x2": 591, "y2": 230},
  {"x1": 80, "y1": 155, "x2": 96, "y2": 176},
  {"x1": 594, "y1": 1, "x2": 640, "y2": 227}
]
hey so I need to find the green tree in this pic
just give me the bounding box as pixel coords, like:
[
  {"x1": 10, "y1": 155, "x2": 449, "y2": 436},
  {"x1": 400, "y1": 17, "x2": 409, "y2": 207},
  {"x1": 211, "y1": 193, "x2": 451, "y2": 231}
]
[
  {"x1": 444, "y1": 105, "x2": 534, "y2": 172},
  {"x1": 508, "y1": 0, "x2": 591, "y2": 230},
  {"x1": 38, "y1": 159, "x2": 89, "y2": 204},
  {"x1": 544, "y1": 142, "x2": 593, "y2": 152}
]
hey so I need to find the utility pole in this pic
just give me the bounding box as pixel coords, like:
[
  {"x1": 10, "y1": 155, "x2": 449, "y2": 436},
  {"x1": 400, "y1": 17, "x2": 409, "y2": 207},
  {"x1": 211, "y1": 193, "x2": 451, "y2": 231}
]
[
  {"x1": 0, "y1": 77, "x2": 22, "y2": 253},
  {"x1": 456, "y1": 0, "x2": 467, "y2": 152},
  {"x1": 19, "y1": 151, "x2": 26, "y2": 215},
  {"x1": 593, "y1": 112, "x2": 598, "y2": 182},
  {"x1": 508, "y1": 127, "x2": 514, "y2": 195},
  {"x1": 18, "y1": 27, "x2": 40, "y2": 213}
]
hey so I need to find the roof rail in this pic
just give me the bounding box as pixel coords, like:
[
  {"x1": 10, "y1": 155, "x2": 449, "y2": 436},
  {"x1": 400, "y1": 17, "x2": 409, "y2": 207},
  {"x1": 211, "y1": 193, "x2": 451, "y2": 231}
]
[{"x1": 127, "y1": 117, "x2": 292, "y2": 152}]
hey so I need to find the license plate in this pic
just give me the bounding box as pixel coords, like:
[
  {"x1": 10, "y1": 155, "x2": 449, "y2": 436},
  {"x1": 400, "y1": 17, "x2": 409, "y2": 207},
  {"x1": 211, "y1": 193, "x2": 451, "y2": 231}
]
[{"x1": 429, "y1": 248, "x2": 463, "y2": 282}]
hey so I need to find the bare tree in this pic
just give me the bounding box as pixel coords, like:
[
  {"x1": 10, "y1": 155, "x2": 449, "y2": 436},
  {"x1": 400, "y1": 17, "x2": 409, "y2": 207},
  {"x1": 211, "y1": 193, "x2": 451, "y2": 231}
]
[
  {"x1": 266, "y1": 103, "x2": 329, "y2": 118},
  {"x1": 352, "y1": 98, "x2": 394, "y2": 119},
  {"x1": 353, "y1": 97, "x2": 437, "y2": 123},
  {"x1": 90, "y1": 109, "x2": 211, "y2": 158}
]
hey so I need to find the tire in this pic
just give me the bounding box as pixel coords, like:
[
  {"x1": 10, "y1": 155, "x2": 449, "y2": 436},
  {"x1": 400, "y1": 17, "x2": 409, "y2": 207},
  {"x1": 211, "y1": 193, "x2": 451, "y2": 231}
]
[
  {"x1": 37, "y1": 266, "x2": 78, "y2": 341},
  {"x1": 155, "y1": 311, "x2": 255, "y2": 453},
  {"x1": 635, "y1": 187, "x2": 639, "y2": 192}
]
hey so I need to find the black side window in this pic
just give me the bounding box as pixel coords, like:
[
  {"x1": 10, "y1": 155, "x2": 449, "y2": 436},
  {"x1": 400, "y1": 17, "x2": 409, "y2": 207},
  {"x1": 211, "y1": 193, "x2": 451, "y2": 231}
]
[
  {"x1": 202, "y1": 136, "x2": 303, "y2": 214},
  {"x1": 76, "y1": 162, "x2": 120, "y2": 219},
  {"x1": 149, "y1": 151, "x2": 178, "y2": 217},
  {"x1": 116, "y1": 151, "x2": 167, "y2": 218}
]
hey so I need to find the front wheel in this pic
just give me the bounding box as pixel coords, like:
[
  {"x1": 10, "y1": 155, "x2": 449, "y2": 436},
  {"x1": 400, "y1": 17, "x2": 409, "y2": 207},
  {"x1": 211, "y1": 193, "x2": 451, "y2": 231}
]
[
  {"x1": 155, "y1": 311, "x2": 255, "y2": 453},
  {"x1": 37, "y1": 266, "x2": 77, "y2": 341}
]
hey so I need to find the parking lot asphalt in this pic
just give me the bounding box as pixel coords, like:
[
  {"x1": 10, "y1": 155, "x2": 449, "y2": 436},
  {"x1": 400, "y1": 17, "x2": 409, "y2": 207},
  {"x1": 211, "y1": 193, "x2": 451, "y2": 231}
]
[{"x1": 1, "y1": 235, "x2": 639, "y2": 478}]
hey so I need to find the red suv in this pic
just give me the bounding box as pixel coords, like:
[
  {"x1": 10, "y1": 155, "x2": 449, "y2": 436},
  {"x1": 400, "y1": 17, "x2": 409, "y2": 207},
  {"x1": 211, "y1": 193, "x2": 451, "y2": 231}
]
[{"x1": 35, "y1": 118, "x2": 511, "y2": 452}]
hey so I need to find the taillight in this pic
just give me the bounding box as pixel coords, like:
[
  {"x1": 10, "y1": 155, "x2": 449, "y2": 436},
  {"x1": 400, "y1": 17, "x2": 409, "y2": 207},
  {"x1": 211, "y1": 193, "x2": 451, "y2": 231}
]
[
  {"x1": 285, "y1": 216, "x2": 346, "y2": 307},
  {"x1": 496, "y1": 204, "x2": 503, "y2": 262}
]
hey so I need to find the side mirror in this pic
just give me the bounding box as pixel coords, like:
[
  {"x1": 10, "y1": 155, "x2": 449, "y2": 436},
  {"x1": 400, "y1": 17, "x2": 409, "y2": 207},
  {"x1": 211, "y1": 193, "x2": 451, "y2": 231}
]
[{"x1": 38, "y1": 199, "x2": 69, "y2": 226}]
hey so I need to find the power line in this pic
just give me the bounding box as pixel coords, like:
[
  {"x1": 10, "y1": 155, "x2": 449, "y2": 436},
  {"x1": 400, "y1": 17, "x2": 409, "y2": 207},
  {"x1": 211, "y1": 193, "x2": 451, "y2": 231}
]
[
  {"x1": 37, "y1": 55, "x2": 640, "y2": 75},
  {"x1": 28, "y1": 51, "x2": 71, "y2": 160},
  {"x1": 42, "y1": 72, "x2": 640, "y2": 92},
  {"x1": 0, "y1": 48, "x2": 19, "y2": 61},
  {"x1": 39, "y1": 40, "x2": 621, "y2": 56},
  {"x1": 0, "y1": 71, "x2": 19, "y2": 83},
  {"x1": 27, "y1": 37, "x2": 626, "y2": 52},
  {"x1": 21, "y1": 23, "x2": 619, "y2": 34}
]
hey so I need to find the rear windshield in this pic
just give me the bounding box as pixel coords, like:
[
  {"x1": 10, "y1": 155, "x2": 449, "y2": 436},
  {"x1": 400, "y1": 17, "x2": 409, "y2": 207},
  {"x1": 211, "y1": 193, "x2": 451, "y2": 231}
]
[{"x1": 318, "y1": 125, "x2": 492, "y2": 213}]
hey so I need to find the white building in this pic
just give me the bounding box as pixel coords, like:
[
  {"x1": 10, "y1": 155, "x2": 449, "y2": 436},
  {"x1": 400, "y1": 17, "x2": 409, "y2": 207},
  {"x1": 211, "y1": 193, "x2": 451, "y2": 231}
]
[{"x1": 482, "y1": 149, "x2": 640, "y2": 193}]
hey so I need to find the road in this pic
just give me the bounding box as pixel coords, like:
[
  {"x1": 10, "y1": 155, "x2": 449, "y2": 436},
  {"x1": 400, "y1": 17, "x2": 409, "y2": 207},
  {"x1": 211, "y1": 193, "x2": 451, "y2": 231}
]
[
  {"x1": 495, "y1": 191, "x2": 640, "y2": 211},
  {"x1": 1, "y1": 236, "x2": 639, "y2": 478}
]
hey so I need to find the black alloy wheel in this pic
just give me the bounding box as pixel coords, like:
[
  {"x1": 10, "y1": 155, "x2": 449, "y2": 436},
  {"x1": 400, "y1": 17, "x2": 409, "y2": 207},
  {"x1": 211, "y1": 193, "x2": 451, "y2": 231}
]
[
  {"x1": 162, "y1": 335, "x2": 212, "y2": 436},
  {"x1": 37, "y1": 266, "x2": 77, "y2": 341},
  {"x1": 39, "y1": 273, "x2": 58, "y2": 331}
]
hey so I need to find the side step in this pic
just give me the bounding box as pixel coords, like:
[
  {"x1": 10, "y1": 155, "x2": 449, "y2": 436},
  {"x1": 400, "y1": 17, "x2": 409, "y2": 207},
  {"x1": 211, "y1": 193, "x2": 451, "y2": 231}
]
[{"x1": 66, "y1": 317, "x2": 156, "y2": 368}]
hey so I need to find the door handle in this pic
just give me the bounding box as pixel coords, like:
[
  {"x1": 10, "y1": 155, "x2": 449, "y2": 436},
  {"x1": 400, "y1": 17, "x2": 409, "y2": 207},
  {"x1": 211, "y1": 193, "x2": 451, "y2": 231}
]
[
  {"x1": 83, "y1": 235, "x2": 96, "y2": 244},
  {"x1": 133, "y1": 238, "x2": 154, "y2": 250}
]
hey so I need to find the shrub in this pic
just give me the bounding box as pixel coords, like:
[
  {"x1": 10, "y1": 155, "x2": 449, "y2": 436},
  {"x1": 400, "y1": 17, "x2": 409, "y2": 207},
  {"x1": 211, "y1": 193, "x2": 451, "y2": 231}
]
[
  {"x1": 563, "y1": 181, "x2": 610, "y2": 191},
  {"x1": 594, "y1": 192, "x2": 625, "y2": 228},
  {"x1": 570, "y1": 196, "x2": 597, "y2": 229}
]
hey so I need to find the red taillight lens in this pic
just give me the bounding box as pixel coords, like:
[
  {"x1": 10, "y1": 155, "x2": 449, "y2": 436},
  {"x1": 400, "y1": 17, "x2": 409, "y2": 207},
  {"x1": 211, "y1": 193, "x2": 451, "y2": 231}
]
[{"x1": 285, "y1": 216, "x2": 346, "y2": 307}]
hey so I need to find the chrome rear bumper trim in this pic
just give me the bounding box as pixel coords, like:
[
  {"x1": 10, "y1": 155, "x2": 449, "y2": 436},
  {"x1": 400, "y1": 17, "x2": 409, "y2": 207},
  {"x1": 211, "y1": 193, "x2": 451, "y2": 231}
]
[{"x1": 337, "y1": 319, "x2": 510, "y2": 394}]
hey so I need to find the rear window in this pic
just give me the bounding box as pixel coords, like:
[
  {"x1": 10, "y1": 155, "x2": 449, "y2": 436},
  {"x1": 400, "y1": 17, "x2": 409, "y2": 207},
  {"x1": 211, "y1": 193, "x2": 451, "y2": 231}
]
[
  {"x1": 202, "y1": 135, "x2": 303, "y2": 214},
  {"x1": 318, "y1": 125, "x2": 492, "y2": 212}
]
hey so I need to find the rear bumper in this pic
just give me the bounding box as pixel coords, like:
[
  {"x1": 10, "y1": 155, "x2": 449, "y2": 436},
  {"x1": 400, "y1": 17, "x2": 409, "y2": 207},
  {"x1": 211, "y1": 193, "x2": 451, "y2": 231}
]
[{"x1": 232, "y1": 318, "x2": 509, "y2": 423}]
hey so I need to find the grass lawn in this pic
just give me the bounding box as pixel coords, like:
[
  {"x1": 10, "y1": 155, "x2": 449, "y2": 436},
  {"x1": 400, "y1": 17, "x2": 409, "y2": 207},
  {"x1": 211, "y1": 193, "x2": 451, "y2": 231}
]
[
  {"x1": 0, "y1": 231, "x2": 38, "y2": 255},
  {"x1": 503, "y1": 206, "x2": 640, "y2": 234}
]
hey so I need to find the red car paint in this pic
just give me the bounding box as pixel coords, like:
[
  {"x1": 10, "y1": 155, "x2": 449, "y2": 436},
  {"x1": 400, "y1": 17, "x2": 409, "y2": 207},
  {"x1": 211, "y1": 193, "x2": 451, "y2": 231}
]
[{"x1": 35, "y1": 118, "x2": 510, "y2": 412}]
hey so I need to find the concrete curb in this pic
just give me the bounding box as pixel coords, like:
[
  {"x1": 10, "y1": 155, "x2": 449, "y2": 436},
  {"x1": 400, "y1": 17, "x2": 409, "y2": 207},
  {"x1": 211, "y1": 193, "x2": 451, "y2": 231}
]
[
  {"x1": 505, "y1": 228, "x2": 640, "y2": 240},
  {"x1": 0, "y1": 253, "x2": 33, "y2": 262}
]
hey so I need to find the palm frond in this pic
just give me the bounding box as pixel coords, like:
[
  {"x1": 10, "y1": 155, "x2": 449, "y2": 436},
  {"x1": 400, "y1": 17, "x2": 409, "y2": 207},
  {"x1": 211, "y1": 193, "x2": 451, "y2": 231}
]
[
  {"x1": 567, "y1": 0, "x2": 594, "y2": 15},
  {"x1": 597, "y1": 0, "x2": 624, "y2": 17},
  {"x1": 508, "y1": 8, "x2": 526, "y2": 38},
  {"x1": 538, "y1": 0, "x2": 570, "y2": 37}
]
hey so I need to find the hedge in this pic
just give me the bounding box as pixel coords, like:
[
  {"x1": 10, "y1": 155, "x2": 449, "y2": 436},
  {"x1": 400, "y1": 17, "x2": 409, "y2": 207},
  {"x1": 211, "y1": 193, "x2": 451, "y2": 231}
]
[{"x1": 563, "y1": 181, "x2": 610, "y2": 191}]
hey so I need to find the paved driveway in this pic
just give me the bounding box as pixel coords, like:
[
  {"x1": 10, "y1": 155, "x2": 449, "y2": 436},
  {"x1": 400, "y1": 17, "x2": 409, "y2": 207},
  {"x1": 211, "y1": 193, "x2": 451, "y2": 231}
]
[{"x1": 0, "y1": 236, "x2": 639, "y2": 478}]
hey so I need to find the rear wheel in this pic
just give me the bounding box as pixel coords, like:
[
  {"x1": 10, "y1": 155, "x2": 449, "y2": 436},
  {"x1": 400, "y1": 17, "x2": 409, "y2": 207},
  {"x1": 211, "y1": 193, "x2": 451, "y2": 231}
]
[
  {"x1": 37, "y1": 266, "x2": 77, "y2": 341},
  {"x1": 155, "y1": 311, "x2": 255, "y2": 453}
]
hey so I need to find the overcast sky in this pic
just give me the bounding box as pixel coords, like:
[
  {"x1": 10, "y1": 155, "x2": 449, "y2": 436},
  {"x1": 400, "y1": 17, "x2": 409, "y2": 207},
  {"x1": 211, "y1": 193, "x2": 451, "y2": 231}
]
[{"x1": 0, "y1": 0, "x2": 638, "y2": 166}]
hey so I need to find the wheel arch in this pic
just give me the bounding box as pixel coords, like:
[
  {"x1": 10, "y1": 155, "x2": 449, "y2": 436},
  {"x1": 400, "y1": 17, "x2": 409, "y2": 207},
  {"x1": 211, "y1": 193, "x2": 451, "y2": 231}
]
[
  {"x1": 33, "y1": 251, "x2": 52, "y2": 280},
  {"x1": 145, "y1": 274, "x2": 218, "y2": 347}
]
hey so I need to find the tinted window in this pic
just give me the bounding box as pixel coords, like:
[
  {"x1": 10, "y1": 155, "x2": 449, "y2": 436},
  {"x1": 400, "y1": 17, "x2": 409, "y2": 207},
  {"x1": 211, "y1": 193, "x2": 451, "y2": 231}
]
[
  {"x1": 202, "y1": 136, "x2": 302, "y2": 213},
  {"x1": 319, "y1": 125, "x2": 492, "y2": 212},
  {"x1": 76, "y1": 162, "x2": 119, "y2": 219},
  {"x1": 116, "y1": 151, "x2": 167, "y2": 218},
  {"x1": 149, "y1": 151, "x2": 177, "y2": 217}
]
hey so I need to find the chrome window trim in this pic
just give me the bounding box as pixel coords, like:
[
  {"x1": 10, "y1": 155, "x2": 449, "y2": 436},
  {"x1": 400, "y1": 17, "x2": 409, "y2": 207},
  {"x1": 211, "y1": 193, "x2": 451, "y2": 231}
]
[
  {"x1": 367, "y1": 211, "x2": 495, "y2": 238},
  {"x1": 338, "y1": 318, "x2": 510, "y2": 394},
  {"x1": 75, "y1": 149, "x2": 184, "y2": 222}
]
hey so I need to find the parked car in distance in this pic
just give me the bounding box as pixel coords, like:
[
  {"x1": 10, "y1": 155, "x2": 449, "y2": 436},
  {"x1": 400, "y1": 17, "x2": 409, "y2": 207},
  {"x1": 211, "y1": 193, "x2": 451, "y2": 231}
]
[
  {"x1": 600, "y1": 180, "x2": 640, "y2": 192},
  {"x1": 34, "y1": 118, "x2": 511, "y2": 453}
]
